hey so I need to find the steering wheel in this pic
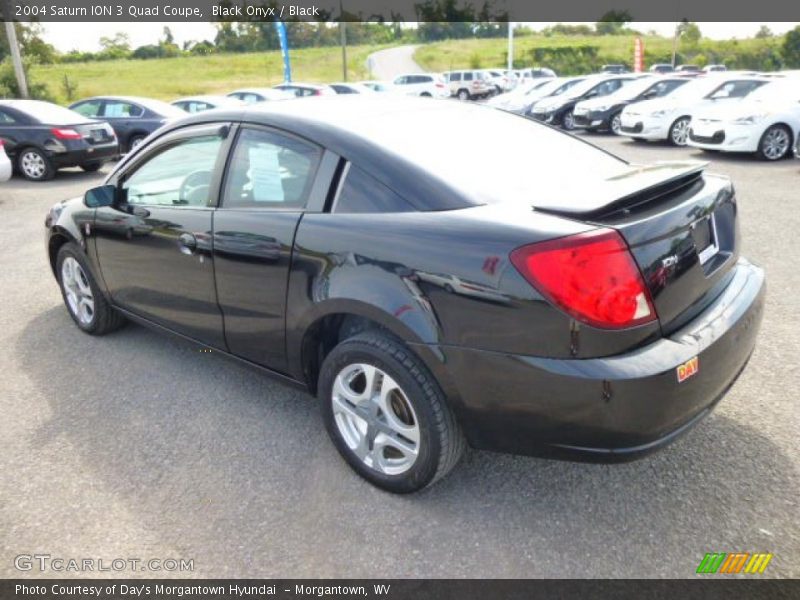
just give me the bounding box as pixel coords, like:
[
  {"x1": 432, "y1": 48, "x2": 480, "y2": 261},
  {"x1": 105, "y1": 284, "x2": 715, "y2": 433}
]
[{"x1": 178, "y1": 170, "x2": 212, "y2": 205}]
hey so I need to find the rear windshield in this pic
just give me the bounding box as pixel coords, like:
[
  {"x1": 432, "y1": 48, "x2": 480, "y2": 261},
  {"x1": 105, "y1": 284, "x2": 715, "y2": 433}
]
[
  {"x1": 11, "y1": 101, "x2": 91, "y2": 124},
  {"x1": 137, "y1": 99, "x2": 188, "y2": 118},
  {"x1": 349, "y1": 102, "x2": 626, "y2": 206}
]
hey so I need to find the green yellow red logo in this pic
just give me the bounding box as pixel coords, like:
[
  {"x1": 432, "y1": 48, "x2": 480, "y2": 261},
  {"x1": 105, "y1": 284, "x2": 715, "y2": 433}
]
[{"x1": 696, "y1": 552, "x2": 773, "y2": 574}]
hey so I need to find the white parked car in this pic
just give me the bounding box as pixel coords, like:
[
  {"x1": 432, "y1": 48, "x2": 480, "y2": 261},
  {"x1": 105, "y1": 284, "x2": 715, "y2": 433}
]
[
  {"x1": 488, "y1": 77, "x2": 585, "y2": 114},
  {"x1": 359, "y1": 81, "x2": 396, "y2": 93},
  {"x1": 687, "y1": 78, "x2": 800, "y2": 160},
  {"x1": 330, "y1": 82, "x2": 377, "y2": 94},
  {"x1": 171, "y1": 95, "x2": 246, "y2": 113},
  {"x1": 619, "y1": 75, "x2": 769, "y2": 146},
  {"x1": 487, "y1": 79, "x2": 557, "y2": 112},
  {"x1": 227, "y1": 88, "x2": 295, "y2": 104},
  {"x1": 391, "y1": 73, "x2": 450, "y2": 98},
  {"x1": 0, "y1": 139, "x2": 11, "y2": 182}
]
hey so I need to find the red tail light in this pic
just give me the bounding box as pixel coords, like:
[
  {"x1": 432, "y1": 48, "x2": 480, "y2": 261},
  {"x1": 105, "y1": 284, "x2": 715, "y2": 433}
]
[
  {"x1": 51, "y1": 128, "x2": 82, "y2": 140},
  {"x1": 436, "y1": 83, "x2": 446, "y2": 88},
  {"x1": 510, "y1": 229, "x2": 657, "y2": 329}
]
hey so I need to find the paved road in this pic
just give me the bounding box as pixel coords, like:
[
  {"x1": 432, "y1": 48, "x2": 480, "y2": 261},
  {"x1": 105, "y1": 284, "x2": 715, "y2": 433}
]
[
  {"x1": 1, "y1": 132, "x2": 798, "y2": 579},
  {"x1": 367, "y1": 45, "x2": 423, "y2": 80}
]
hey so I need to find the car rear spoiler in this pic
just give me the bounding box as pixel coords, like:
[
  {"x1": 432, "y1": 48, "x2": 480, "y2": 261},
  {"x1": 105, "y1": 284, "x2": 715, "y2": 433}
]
[{"x1": 533, "y1": 161, "x2": 708, "y2": 219}]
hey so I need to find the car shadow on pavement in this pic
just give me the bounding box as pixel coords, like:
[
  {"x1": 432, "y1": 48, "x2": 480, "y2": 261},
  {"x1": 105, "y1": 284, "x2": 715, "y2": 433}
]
[{"x1": 15, "y1": 306, "x2": 799, "y2": 578}]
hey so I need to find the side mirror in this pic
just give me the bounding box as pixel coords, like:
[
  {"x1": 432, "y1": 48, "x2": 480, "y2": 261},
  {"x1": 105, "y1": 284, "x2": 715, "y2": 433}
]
[{"x1": 84, "y1": 184, "x2": 116, "y2": 208}]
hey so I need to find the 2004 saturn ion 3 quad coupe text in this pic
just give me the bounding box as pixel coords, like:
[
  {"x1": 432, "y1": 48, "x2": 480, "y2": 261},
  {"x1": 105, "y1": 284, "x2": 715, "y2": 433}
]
[{"x1": 44, "y1": 96, "x2": 765, "y2": 493}]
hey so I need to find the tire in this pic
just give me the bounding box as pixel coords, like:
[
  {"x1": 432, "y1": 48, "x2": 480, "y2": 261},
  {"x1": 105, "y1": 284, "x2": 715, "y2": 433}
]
[
  {"x1": 561, "y1": 109, "x2": 575, "y2": 131},
  {"x1": 420, "y1": 92, "x2": 432, "y2": 98},
  {"x1": 319, "y1": 331, "x2": 465, "y2": 493},
  {"x1": 457, "y1": 89, "x2": 470, "y2": 101},
  {"x1": 609, "y1": 111, "x2": 622, "y2": 135},
  {"x1": 56, "y1": 243, "x2": 126, "y2": 335},
  {"x1": 127, "y1": 135, "x2": 146, "y2": 152},
  {"x1": 17, "y1": 147, "x2": 54, "y2": 181},
  {"x1": 80, "y1": 162, "x2": 102, "y2": 172},
  {"x1": 757, "y1": 125, "x2": 792, "y2": 161},
  {"x1": 669, "y1": 116, "x2": 691, "y2": 146}
]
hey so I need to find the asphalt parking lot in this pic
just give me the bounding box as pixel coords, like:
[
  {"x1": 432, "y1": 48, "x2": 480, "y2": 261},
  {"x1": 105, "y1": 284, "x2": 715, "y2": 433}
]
[{"x1": 1, "y1": 132, "x2": 798, "y2": 579}]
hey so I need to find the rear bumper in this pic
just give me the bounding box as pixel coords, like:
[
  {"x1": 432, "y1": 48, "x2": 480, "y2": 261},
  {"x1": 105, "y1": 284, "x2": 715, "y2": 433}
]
[
  {"x1": 50, "y1": 142, "x2": 119, "y2": 168},
  {"x1": 439, "y1": 258, "x2": 765, "y2": 460},
  {"x1": 0, "y1": 155, "x2": 11, "y2": 182}
]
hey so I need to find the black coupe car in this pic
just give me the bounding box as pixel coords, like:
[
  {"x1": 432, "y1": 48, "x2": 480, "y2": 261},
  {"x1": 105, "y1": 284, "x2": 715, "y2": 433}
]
[
  {"x1": 0, "y1": 100, "x2": 118, "y2": 181},
  {"x1": 44, "y1": 97, "x2": 765, "y2": 493},
  {"x1": 69, "y1": 96, "x2": 186, "y2": 153}
]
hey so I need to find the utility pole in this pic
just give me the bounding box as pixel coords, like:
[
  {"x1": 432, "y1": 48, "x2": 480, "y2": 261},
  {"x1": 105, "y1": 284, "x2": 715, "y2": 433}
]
[
  {"x1": 507, "y1": 21, "x2": 514, "y2": 72},
  {"x1": 339, "y1": 0, "x2": 347, "y2": 81},
  {"x1": 671, "y1": 21, "x2": 684, "y2": 68},
  {"x1": 4, "y1": 20, "x2": 29, "y2": 98}
]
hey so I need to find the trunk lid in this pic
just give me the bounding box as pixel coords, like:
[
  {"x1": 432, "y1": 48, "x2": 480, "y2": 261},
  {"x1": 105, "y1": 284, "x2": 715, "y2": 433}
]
[
  {"x1": 537, "y1": 163, "x2": 739, "y2": 332},
  {"x1": 73, "y1": 121, "x2": 116, "y2": 146}
]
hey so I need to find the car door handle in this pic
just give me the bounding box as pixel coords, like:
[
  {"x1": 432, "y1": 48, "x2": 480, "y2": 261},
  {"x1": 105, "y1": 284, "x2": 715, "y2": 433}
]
[{"x1": 178, "y1": 232, "x2": 197, "y2": 255}]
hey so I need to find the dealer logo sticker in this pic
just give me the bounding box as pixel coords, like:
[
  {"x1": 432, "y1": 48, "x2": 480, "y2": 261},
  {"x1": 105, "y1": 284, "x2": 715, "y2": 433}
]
[
  {"x1": 675, "y1": 356, "x2": 700, "y2": 383},
  {"x1": 677, "y1": 356, "x2": 699, "y2": 383}
]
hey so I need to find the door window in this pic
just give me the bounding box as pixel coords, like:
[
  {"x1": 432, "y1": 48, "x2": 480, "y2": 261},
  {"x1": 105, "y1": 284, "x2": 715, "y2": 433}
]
[
  {"x1": 122, "y1": 134, "x2": 224, "y2": 207},
  {"x1": 222, "y1": 128, "x2": 321, "y2": 209},
  {"x1": 72, "y1": 100, "x2": 103, "y2": 118},
  {"x1": 103, "y1": 102, "x2": 144, "y2": 118}
]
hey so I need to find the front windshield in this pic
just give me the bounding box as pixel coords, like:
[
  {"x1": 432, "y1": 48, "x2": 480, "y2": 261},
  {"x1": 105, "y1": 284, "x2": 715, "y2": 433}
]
[
  {"x1": 611, "y1": 77, "x2": 662, "y2": 100},
  {"x1": 525, "y1": 79, "x2": 561, "y2": 96},
  {"x1": 563, "y1": 77, "x2": 609, "y2": 99},
  {"x1": 549, "y1": 78, "x2": 584, "y2": 97},
  {"x1": 667, "y1": 78, "x2": 735, "y2": 101}
]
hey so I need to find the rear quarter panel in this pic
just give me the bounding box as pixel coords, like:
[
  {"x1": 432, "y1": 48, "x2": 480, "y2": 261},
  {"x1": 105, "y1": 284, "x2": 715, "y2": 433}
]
[{"x1": 286, "y1": 204, "x2": 662, "y2": 384}]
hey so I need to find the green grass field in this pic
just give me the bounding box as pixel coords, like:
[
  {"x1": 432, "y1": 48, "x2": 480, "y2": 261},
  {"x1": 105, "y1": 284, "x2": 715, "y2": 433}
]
[
  {"x1": 414, "y1": 35, "x2": 780, "y2": 73},
  {"x1": 29, "y1": 44, "x2": 388, "y2": 104}
]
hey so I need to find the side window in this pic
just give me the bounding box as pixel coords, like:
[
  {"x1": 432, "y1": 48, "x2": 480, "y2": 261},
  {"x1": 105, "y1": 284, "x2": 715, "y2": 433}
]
[
  {"x1": 464, "y1": 72, "x2": 473, "y2": 81},
  {"x1": 0, "y1": 109, "x2": 17, "y2": 123},
  {"x1": 122, "y1": 134, "x2": 223, "y2": 207},
  {"x1": 395, "y1": 76, "x2": 407, "y2": 85},
  {"x1": 335, "y1": 165, "x2": 414, "y2": 214},
  {"x1": 451, "y1": 72, "x2": 461, "y2": 82},
  {"x1": 222, "y1": 128, "x2": 321, "y2": 209},
  {"x1": 72, "y1": 100, "x2": 103, "y2": 118},
  {"x1": 104, "y1": 102, "x2": 143, "y2": 118}
]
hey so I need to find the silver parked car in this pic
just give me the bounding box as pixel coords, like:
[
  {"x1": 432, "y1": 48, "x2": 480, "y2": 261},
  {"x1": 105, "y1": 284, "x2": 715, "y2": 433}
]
[{"x1": 0, "y1": 139, "x2": 11, "y2": 182}]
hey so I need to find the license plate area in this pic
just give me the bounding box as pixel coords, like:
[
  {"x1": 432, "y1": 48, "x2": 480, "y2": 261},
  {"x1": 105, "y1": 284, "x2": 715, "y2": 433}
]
[
  {"x1": 90, "y1": 129, "x2": 105, "y2": 142},
  {"x1": 693, "y1": 215, "x2": 719, "y2": 265}
]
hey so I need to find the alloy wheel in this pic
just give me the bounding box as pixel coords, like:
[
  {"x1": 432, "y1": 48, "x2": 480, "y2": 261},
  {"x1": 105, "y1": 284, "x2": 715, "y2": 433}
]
[
  {"x1": 761, "y1": 127, "x2": 790, "y2": 160},
  {"x1": 61, "y1": 257, "x2": 95, "y2": 325},
  {"x1": 610, "y1": 114, "x2": 622, "y2": 135},
  {"x1": 671, "y1": 118, "x2": 690, "y2": 146},
  {"x1": 563, "y1": 111, "x2": 575, "y2": 130},
  {"x1": 331, "y1": 363, "x2": 420, "y2": 476},
  {"x1": 20, "y1": 150, "x2": 46, "y2": 179}
]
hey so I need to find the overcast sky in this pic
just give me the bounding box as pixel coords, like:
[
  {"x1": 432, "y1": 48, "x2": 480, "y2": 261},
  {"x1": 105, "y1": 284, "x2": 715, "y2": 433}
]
[{"x1": 40, "y1": 22, "x2": 800, "y2": 52}]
